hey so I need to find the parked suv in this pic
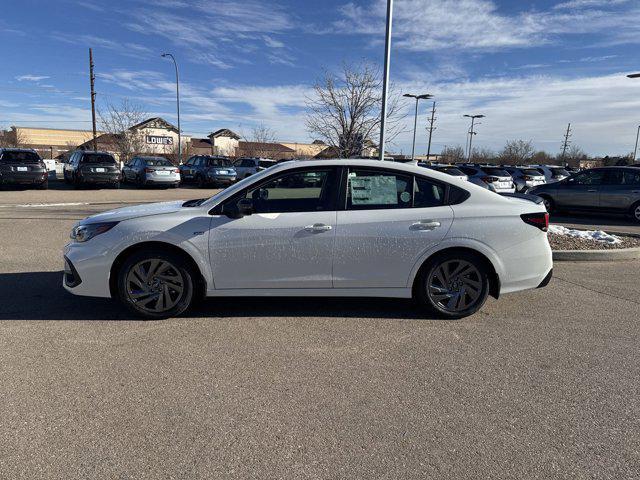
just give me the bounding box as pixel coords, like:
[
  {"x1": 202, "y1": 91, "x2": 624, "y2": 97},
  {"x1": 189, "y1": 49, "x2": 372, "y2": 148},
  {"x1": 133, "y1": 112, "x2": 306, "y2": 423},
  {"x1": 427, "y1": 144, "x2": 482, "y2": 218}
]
[
  {"x1": 64, "y1": 151, "x2": 120, "y2": 188},
  {"x1": 457, "y1": 165, "x2": 516, "y2": 193},
  {"x1": 179, "y1": 155, "x2": 236, "y2": 187},
  {"x1": 122, "y1": 156, "x2": 180, "y2": 188},
  {"x1": 504, "y1": 167, "x2": 546, "y2": 193},
  {"x1": 531, "y1": 165, "x2": 569, "y2": 183},
  {"x1": 233, "y1": 157, "x2": 276, "y2": 179},
  {"x1": 0, "y1": 148, "x2": 49, "y2": 189},
  {"x1": 530, "y1": 167, "x2": 640, "y2": 222}
]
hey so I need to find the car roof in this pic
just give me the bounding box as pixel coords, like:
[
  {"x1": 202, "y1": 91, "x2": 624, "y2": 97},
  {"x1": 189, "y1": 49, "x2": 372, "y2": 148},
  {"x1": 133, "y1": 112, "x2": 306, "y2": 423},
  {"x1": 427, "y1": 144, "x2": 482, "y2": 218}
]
[{"x1": 0, "y1": 147, "x2": 38, "y2": 152}]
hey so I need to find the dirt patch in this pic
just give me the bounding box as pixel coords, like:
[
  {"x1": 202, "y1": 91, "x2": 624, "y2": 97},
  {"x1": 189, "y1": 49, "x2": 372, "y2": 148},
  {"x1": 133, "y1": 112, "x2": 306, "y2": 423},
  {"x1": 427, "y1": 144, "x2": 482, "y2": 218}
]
[{"x1": 549, "y1": 233, "x2": 640, "y2": 250}]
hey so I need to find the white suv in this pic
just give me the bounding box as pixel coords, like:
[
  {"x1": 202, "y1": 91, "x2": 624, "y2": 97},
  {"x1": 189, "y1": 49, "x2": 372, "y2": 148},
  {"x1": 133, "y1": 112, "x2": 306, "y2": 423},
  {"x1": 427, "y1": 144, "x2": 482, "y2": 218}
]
[{"x1": 63, "y1": 160, "x2": 552, "y2": 320}]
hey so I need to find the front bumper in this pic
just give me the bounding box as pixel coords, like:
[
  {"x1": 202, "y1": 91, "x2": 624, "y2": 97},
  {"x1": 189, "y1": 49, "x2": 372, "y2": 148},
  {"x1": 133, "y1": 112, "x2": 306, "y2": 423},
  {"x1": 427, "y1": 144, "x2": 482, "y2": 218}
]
[{"x1": 63, "y1": 241, "x2": 112, "y2": 298}]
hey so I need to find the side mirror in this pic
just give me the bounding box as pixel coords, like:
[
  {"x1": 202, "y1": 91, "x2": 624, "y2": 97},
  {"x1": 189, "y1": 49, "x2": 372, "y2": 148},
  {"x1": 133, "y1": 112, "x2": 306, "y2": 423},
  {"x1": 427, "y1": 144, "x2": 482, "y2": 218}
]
[{"x1": 223, "y1": 198, "x2": 253, "y2": 219}]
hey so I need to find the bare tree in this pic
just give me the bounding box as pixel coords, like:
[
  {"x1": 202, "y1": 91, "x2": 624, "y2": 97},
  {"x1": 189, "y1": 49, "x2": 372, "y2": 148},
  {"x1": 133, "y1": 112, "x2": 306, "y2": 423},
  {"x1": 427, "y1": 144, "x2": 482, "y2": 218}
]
[
  {"x1": 0, "y1": 127, "x2": 25, "y2": 148},
  {"x1": 563, "y1": 144, "x2": 587, "y2": 167},
  {"x1": 499, "y1": 139, "x2": 535, "y2": 165},
  {"x1": 250, "y1": 123, "x2": 277, "y2": 144},
  {"x1": 237, "y1": 123, "x2": 281, "y2": 158},
  {"x1": 305, "y1": 62, "x2": 406, "y2": 158},
  {"x1": 470, "y1": 147, "x2": 496, "y2": 164},
  {"x1": 98, "y1": 99, "x2": 148, "y2": 162},
  {"x1": 440, "y1": 145, "x2": 466, "y2": 163},
  {"x1": 531, "y1": 150, "x2": 555, "y2": 165}
]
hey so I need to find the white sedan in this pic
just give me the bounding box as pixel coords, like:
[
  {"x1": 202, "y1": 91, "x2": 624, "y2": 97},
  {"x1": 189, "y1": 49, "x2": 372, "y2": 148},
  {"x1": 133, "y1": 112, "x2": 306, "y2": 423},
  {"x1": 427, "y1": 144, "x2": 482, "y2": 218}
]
[{"x1": 63, "y1": 159, "x2": 553, "y2": 320}]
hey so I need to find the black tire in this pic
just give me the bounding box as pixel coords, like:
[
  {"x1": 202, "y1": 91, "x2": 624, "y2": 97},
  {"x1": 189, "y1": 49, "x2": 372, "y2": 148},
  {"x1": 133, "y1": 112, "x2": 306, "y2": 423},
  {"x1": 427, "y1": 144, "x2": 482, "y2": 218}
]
[
  {"x1": 116, "y1": 249, "x2": 196, "y2": 320},
  {"x1": 37, "y1": 179, "x2": 49, "y2": 190},
  {"x1": 173, "y1": 183, "x2": 180, "y2": 188},
  {"x1": 631, "y1": 201, "x2": 640, "y2": 224},
  {"x1": 415, "y1": 251, "x2": 490, "y2": 319},
  {"x1": 540, "y1": 195, "x2": 555, "y2": 214},
  {"x1": 112, "y1": 182, "x2": 120, "y2": 189}
]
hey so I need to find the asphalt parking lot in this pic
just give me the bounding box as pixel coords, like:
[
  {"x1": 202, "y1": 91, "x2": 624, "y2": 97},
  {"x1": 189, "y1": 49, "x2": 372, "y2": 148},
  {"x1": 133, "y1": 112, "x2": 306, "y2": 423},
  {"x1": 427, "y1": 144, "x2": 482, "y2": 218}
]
[{"x1": 1, "y1": 186, "x2": 639, "y2": 479}]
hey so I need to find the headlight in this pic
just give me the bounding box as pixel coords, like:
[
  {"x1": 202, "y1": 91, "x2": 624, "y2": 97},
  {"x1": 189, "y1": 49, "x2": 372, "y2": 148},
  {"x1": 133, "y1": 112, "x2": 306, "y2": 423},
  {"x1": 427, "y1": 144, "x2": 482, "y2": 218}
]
[{"x1": 70, "y1": 221, "x2": 118, "y2": 242}]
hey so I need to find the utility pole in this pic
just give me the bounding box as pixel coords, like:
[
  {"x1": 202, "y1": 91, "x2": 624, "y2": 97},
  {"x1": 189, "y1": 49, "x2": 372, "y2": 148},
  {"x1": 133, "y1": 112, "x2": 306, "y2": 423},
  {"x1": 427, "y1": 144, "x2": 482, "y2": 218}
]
[
  {"x1": 378, "y1": 0, "x2": 393, "y2": 161},
  {"x1": 560, "y1": 123, "x2": 571, "y2": 166},
  {"x1": 89, "y1": 48, "x2": 97, "y2": 151},
  {"x1": 426, "y1": 102, "x2": 436, "y2": 161}
]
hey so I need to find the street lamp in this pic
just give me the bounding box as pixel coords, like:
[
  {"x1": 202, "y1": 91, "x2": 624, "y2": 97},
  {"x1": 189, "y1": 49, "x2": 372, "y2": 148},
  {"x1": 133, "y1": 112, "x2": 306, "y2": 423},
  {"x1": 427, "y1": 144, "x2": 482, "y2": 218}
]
[
  {"x1": 378, "y1": 0, "x2": 393, "y2": 161},
  {"x1": 464, "y1": 114, "x2": 485, "y2": 161},
  {"x1": 161, "y1": 53, "x2": 182, "y2": 165},
  {"x1": 403, "y1": 93, "x2": 433, "y2": 161}
]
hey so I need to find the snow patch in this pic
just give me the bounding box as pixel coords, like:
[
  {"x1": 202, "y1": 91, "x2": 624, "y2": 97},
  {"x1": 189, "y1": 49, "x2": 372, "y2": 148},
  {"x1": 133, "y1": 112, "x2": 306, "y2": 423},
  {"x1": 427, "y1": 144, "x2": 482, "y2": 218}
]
[{"x1": 548, "y1": 225, "x2": 621, "y2": 244}]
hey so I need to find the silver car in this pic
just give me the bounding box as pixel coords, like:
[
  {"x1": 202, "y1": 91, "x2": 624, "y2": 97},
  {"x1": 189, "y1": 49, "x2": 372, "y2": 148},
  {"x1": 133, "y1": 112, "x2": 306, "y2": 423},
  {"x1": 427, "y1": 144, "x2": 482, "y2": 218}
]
[
  {"x1": 458, "y1": 165, "x2": 516, "y2": 193},
  {"x1": 504, "y1": 167, "x2": 546, "y2": 193},
  {"x1": 530, "y1": 166, "x2": 640, "y2": 223},
  {"x1": 122, "y1": 156, "x2": 180, "y2": 187},
  {"x1": 233, "y1": 157, "x2": 277, "y2": 179}
]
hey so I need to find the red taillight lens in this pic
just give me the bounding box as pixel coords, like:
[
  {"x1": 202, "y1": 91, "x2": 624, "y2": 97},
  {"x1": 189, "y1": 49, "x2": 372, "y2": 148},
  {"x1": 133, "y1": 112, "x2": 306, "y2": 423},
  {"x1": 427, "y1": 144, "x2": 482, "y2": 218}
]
[
  {"x1": 174, "y1": 169, "x2": 180, "y2": 174},
  {"x1": 521, "y1": 212, "x2": 549, "y2": 232},
  {"x1": 482, "y1": 176, "x2": 498, "y2": 183},
  {"x1": 145, "y1": 168, "x2": 153, "y2": 173}
]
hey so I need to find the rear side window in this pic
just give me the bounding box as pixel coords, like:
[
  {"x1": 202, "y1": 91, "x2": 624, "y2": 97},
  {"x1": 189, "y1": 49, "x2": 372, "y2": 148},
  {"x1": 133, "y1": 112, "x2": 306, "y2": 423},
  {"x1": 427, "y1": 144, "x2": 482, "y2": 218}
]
[
  {"x1": 0, "y1": 150, "x2": 41, "y2": 163},
  {"x1": 81, "y1": 153, "x2": 115, "y2": 164},
  {"x1": 347, "y1": 169, "x2": 413, "y2": 210},
  {"x1": 414, "y1": 177, "x2": 445, "y2": 208},
  {"x1": 623, "y1": 170, "x2": 640, "y2": 185}
]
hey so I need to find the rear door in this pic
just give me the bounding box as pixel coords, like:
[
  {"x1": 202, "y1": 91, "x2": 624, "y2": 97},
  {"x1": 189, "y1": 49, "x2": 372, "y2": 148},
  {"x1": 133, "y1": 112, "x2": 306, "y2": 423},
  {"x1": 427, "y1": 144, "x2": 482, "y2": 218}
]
[
  {"x1": 209, "y1": 166, "x2": 339, "y2": 289},
  {"x1": 599, "y1": 169, "x2": 640, "y2": 212},
  {"x1": 556, "y1": 169, "x2": 605, "y2": 209},
  {"x1": 333, "y1": 167, "x2": 454, "y2": 288}
]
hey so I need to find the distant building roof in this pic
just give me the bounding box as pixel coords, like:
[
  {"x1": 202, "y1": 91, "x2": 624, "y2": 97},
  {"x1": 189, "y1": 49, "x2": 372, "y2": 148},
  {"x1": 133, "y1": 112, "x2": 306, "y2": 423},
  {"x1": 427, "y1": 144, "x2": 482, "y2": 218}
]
[
  {"x1": 209, "y1": 129, "x2": 241, "y2": 140},
  {"x1": 238, "y1": 141, "x2": 295, "y2": 153},
  {"x1": 77, "y1": 133, "x2": 120, "y2": 150},
  {"x1": 129, "y1": 117, "x2": 179, "y2": 133}
]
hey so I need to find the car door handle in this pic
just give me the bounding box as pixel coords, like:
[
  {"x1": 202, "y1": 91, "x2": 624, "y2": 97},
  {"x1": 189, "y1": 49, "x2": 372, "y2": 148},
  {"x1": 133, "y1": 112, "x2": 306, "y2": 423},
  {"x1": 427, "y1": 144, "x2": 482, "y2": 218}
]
[
  {"x1": 410, "y1": 220, "x2": 441, "y2": 231},
  {"x1": 304, "y1": 223, "x2": 332, "y2": 232}
]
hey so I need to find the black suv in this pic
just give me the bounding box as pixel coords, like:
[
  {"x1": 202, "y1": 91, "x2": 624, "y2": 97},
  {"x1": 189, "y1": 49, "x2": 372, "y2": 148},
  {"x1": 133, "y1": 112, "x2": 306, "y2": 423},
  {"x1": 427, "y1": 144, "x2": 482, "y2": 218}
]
[
  {"x1": 63, "y1": 151, "x2": 120, "y2": 188},
  {"x1": 0, "y1": 148, "x2": 49, "y2": 189}
]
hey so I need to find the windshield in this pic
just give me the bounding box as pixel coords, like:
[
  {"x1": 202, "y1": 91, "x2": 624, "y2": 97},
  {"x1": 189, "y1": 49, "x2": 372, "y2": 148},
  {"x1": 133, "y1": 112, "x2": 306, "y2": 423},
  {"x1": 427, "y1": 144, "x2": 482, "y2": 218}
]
[
  {"x1": 1, "y1": 150, "x2": 41, "y2": 163},
  {"x1": 521, "y1": 168, "x2": 543, "y2": 176},
  {"x1": 550, "y1": 168, "x2": 569, "y2": 176},
  {"x1": 482, "y1": 167, "x2": 509, "y2": 176},
  {"x1": 82, "y1": 153, "x2": 116, "y2": 164},
  {"x1": 209, "y1": 158, "x2": 231, "y2": 167},
  {"x1": 259, "y1": 160, "x2": 276, "y2": 168},
  {"x1": 144, "y1": 158, "x2": 173, "y2": 166}
]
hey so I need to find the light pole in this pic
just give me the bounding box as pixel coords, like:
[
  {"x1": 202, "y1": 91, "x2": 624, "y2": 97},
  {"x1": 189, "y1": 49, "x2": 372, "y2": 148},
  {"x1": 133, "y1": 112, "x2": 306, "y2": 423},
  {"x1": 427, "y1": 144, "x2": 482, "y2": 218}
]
[
  {"x1": 162, "y1": 53, "x2": 182, "y2": 165},
  {"x1": 403, "y1": 93, "x2": 433, "y2": 161},
  {"x1": 378, "y1": 0, "x2": 393, "y2": 161},
  {"x1": 464, "y1": 114, "x2": 485, "y2": 161},
  {"x1": 634, "y1": 125, "x2": 640, "y2": 163}
]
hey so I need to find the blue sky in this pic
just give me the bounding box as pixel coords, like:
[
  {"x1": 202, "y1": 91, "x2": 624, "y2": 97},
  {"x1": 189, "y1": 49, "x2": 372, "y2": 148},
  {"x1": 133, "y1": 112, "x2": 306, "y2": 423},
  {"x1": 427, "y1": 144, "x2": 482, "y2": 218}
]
[{"x1": 1, "y1": 0, "x2": 640, "y2": 155}]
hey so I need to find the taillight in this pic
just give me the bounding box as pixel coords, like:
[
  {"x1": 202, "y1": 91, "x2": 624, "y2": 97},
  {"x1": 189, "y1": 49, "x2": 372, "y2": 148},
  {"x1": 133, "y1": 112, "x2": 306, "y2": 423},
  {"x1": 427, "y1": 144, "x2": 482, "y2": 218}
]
[
  {"x1": 145, "y1": 168, "x2": 153, "y2": 173},
  {"x1": 521, "y1": 212, "x2": 549, "y2": 232},
  {"x1": 482, "y1": 176, "x2": 498, "y2": 183},
  {"x1": 523, "y1": 175, "x2": 532, "y2": 181},
  {"x1": 174, "y1": 168, "x2": 180, "y2": 174}
]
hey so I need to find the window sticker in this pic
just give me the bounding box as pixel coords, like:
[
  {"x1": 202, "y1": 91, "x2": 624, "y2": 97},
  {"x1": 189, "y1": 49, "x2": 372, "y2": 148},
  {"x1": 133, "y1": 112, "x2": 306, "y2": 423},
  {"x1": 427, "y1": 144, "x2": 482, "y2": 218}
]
[
  {"x1": 350, "y1": 175, "x2": 398, "y2": 205},
  {"x1": 400, "y1": 191, "x2": 411, "y2": 203}
]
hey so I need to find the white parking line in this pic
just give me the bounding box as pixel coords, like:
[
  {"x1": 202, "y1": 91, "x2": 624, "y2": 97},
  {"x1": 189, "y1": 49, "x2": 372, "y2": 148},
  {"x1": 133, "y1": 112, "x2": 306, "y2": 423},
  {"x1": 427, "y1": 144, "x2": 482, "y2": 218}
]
[{"x1": 0, "y1": 202, "x2": 90, "y2": 208}]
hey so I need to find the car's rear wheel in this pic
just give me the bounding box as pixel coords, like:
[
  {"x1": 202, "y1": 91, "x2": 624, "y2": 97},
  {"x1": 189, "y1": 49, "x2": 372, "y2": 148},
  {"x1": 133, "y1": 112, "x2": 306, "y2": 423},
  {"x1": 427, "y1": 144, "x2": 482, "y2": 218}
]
[
  {"x1": 117, "y1": 250, "x2": 195, "y2": 319},
  {"x1": 540, "y1": 195, "x2": 555, "y2": 214},
  {"x1": 416, "y1": 252, "x2": 490, "y2": 319},
  {"x1": 37, "y1": 179, "x2": 48, "y2": 190},
  {"x1": 631, "y1": 202, "x2": 640, "y2": 224}
]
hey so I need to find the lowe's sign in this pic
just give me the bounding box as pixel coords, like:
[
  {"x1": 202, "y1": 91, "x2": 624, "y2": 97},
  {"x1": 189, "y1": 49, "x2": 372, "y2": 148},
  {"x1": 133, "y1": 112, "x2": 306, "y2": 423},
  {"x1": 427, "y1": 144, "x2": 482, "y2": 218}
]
[{"x1": 146, "y1": 135, "x2": 174, "y2": 145}]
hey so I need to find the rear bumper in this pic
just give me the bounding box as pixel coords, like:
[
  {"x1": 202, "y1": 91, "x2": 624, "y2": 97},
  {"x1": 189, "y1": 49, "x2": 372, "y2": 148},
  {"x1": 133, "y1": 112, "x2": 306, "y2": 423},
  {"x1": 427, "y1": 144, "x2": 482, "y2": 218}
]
[
  {"x1": 1, "y1": 172, "x2": 48, "y2": 184},
  {"x1": 537, "y1": 268, "x2": 553, "y2": 288},
  {"x1": 79, "y1": 173, "x2": 120, "y2": 184},
  {"x1": 207, "y1": 175, "x2": 236, "y2": 184},
  {"x1": 144, "y1": 173, "x2": 180, "y2": 184}
]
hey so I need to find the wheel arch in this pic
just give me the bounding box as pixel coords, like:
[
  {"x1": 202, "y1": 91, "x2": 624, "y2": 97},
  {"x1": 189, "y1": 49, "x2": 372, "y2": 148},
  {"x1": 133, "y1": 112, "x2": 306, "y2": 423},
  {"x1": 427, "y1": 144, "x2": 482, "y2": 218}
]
[
  {"x1": 411, "y1": 246, "x2": 501, "y2": 300},
  {"x1": 109, "y1": 241, "x2": 207, "y2": 299}
]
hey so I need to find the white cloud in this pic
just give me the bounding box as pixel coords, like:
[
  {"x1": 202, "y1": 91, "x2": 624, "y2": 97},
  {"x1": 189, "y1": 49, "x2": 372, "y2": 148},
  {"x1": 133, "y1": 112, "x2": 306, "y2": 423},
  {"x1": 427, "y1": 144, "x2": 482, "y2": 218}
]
[
  {"x1": 15, "y1": 75, "x2": 50, "y2": 82},
  {"x1": 335, "y1": 0, "x2": 640, "y2": 51},
  {"x1": 554, "y1": 0, "x2": 630, "y2": 10}
]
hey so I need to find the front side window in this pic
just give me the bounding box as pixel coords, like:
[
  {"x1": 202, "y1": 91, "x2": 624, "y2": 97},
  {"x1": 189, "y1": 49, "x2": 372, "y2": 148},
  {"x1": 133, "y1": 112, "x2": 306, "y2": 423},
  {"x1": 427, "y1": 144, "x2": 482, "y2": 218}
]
[
  {"x1": 572, "y1": 170, "x2": 605, "y2": 185},
  {"x1": 239, "y1": 168, "x2": 336, "y2": 213},
  {"x1": 346, "y1": 169, "x2": 412, "y2": 210}
]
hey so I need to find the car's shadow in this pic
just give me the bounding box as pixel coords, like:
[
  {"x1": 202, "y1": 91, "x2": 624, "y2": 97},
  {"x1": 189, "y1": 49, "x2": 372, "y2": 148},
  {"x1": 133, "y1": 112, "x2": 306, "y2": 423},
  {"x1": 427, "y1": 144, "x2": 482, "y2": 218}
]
[{"x1": 0, "y1": 271, "x2": 435, "y2": 321}]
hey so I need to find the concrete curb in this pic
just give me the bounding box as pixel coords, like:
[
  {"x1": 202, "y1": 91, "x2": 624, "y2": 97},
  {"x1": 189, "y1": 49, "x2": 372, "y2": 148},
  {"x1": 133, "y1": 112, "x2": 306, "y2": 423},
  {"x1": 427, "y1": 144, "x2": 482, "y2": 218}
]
[{"x1": 553, "y1": 247, "x2": 640, "y2": 262}]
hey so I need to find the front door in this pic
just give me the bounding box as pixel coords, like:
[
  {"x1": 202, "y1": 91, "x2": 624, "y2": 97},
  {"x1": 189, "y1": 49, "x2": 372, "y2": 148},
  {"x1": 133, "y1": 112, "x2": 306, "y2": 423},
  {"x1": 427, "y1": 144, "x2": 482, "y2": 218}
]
[
  {"x1": 209, "y1": 167, "x2": 339, "y2": 289},
  {"x1": 556, "y1": 170, "x2": 605, "y2": 209},
  {"x1": 333, "y1": 168, "x2": 454, "y2": 288}
]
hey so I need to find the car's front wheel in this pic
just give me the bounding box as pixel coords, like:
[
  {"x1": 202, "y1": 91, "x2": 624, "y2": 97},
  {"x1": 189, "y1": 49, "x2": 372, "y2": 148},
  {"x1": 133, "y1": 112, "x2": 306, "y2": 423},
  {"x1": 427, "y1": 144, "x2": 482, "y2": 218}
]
[
  {"x1": 117, "y1": 249, "x2": 196, "y2": 319},
  {"x1": 631, "y1": 201, "x2": 640, "y2": 224},
  {"x1": 415, "y1": 252, "x2": 490, "y2": 319}
]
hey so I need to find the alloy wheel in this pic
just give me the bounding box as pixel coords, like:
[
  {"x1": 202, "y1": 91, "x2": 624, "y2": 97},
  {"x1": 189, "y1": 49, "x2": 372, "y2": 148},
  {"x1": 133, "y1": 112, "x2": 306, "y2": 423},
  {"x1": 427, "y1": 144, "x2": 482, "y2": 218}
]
[
  {"x1": 427, "y1": 259, "x2": 483, "y2": 313},
  {"x1": 635, "y1": 205, "x2": 640, "y2": 222},
  {"x1": 125, "y1": 259, "x2": 185, "y2": 314}
]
